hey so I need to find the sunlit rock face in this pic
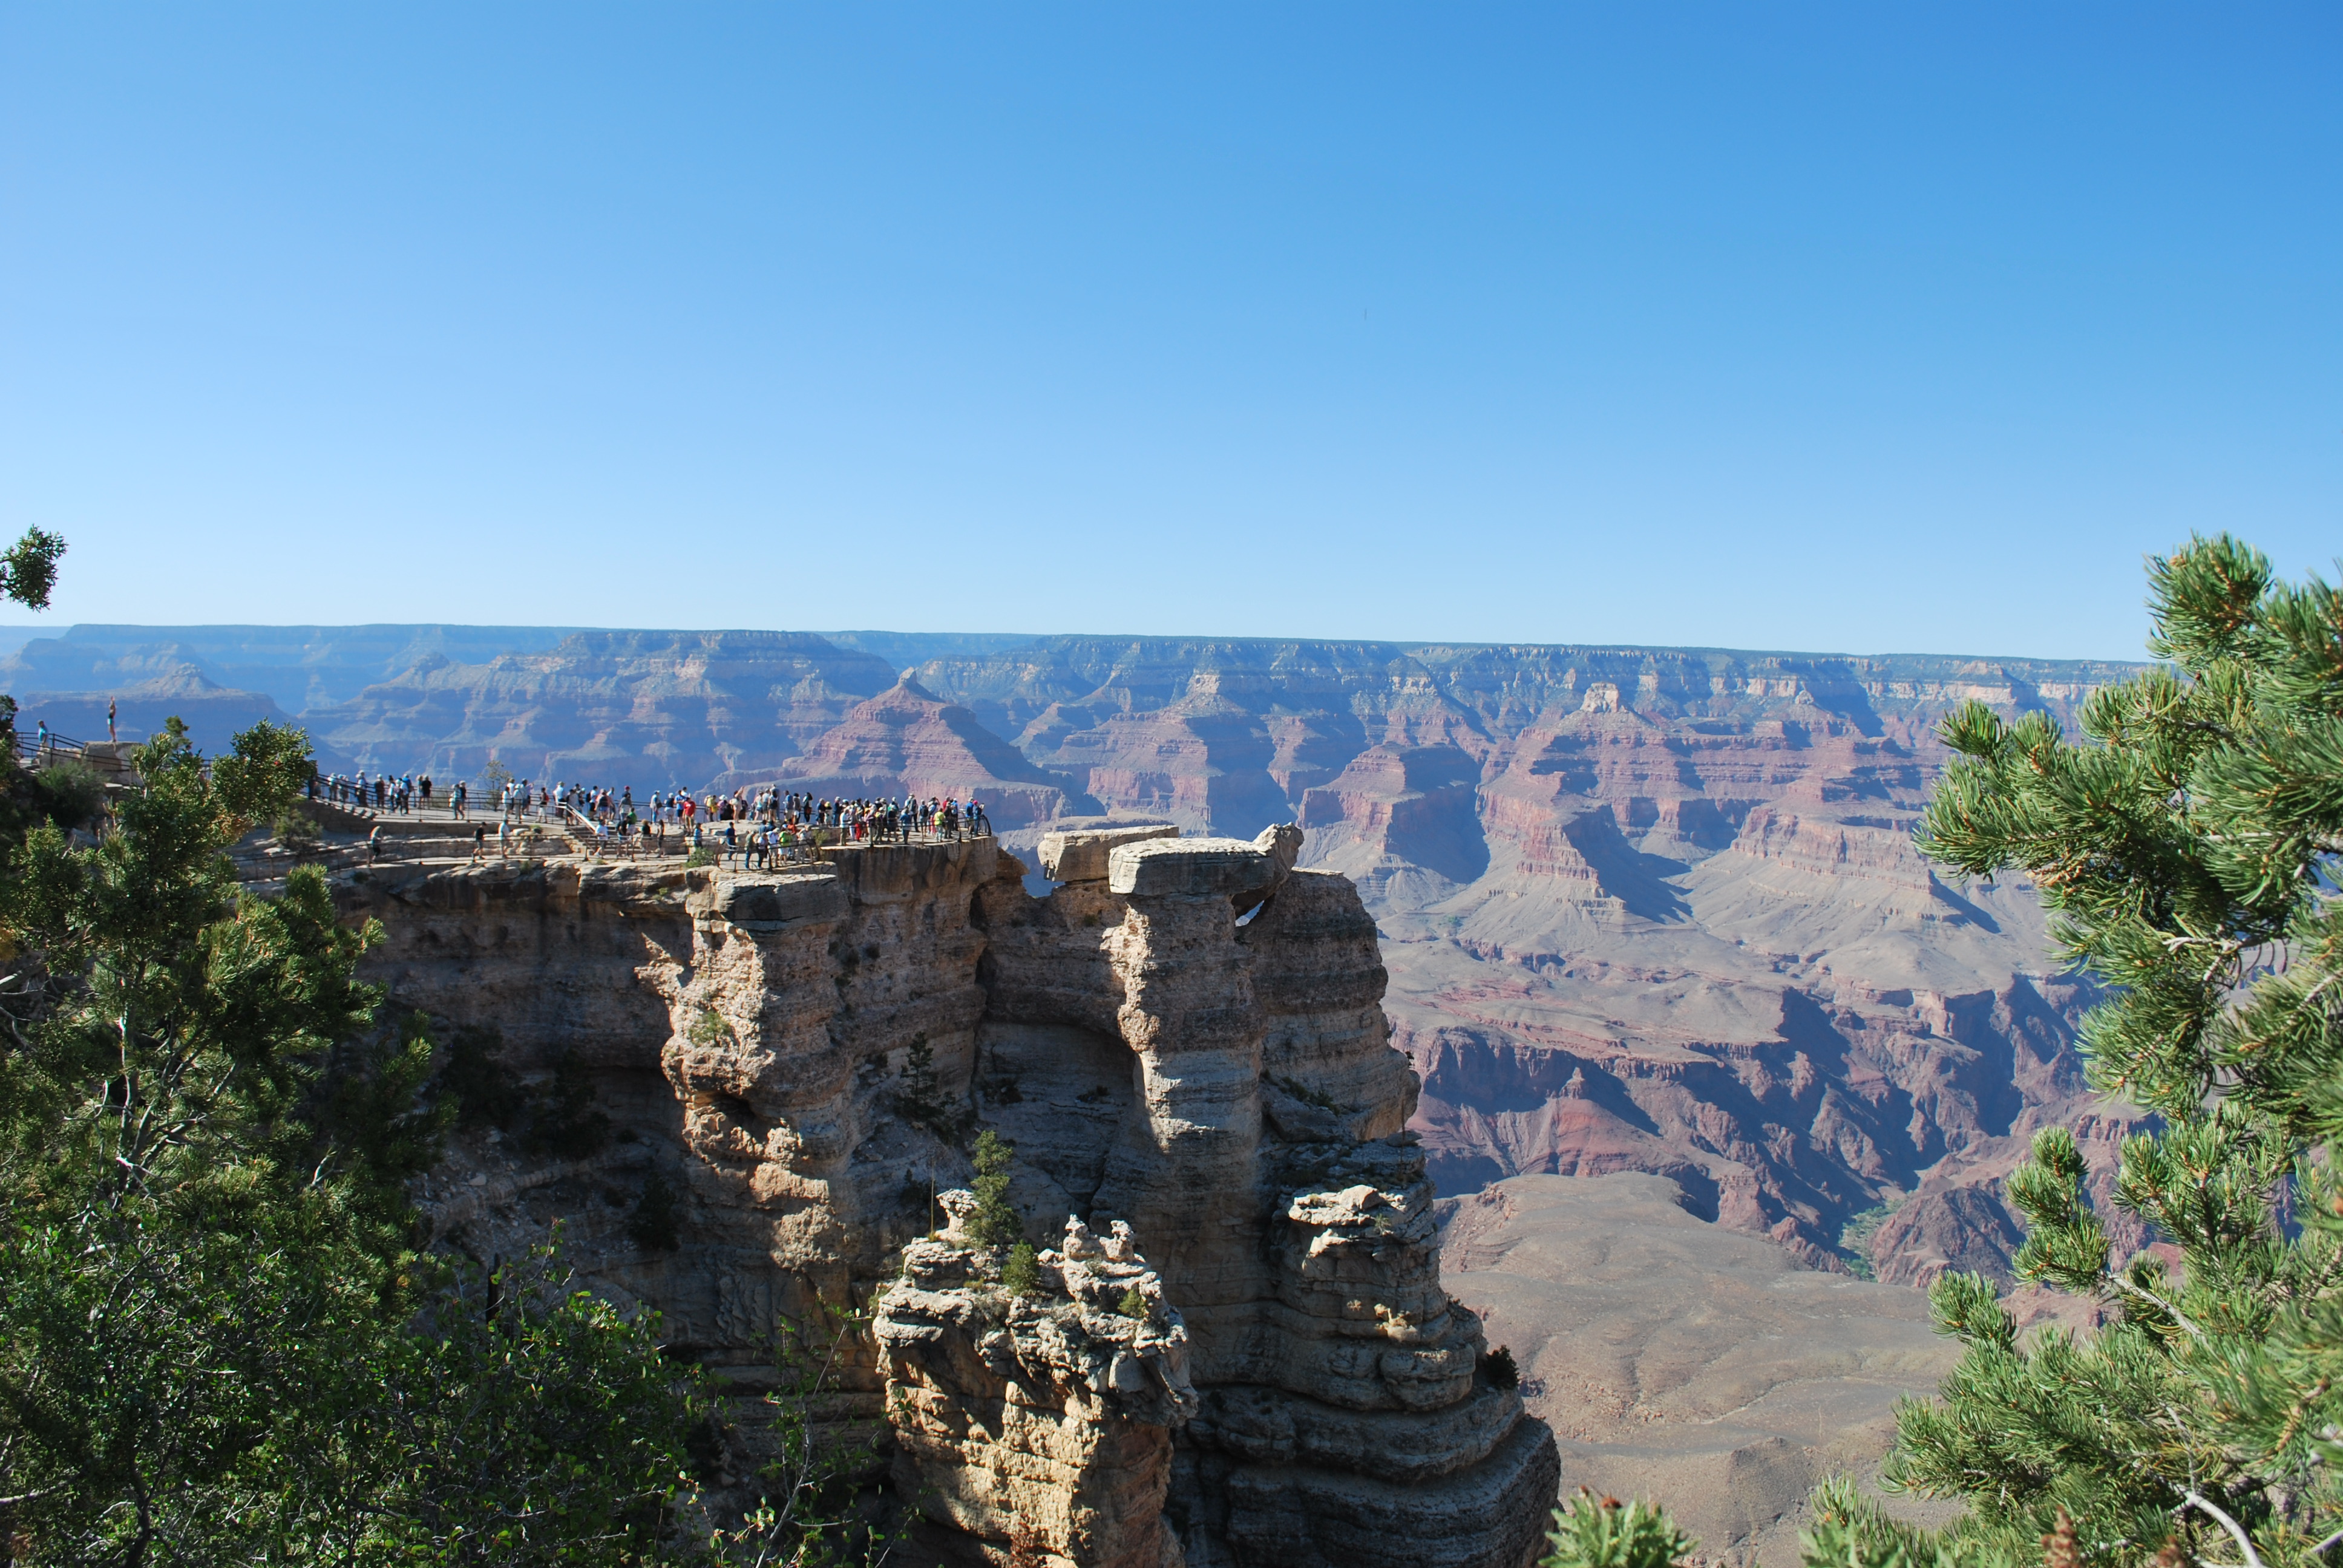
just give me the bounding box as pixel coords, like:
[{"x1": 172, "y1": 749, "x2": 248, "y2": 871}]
[
  {"x1": 914, "y1": 639, "x2": 2138, "y2": 1287},
  {"x1": 339, "y1": 826, "x2": 1557, "y2": 1568}
]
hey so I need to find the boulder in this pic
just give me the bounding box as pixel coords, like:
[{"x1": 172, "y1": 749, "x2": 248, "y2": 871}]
[
  {"x1": 710, "y1": 871, "x2": 845, "y2": 930},
  {"x1": 1107, "y1": 835, "x2": 1282, "y2": 899},
  {"x1": 1039, "y1": 823, "x2": 1181, "y2": 883}
]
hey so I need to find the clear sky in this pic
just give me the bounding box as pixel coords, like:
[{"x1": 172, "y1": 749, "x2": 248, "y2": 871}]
[{"x1": 1, "y1": 4, "x2": 2335, "y2": 660}]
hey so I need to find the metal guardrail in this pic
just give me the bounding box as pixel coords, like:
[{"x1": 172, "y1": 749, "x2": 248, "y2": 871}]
[{"x1": 13, "y1": 729, "x2": 87, "y2": 764}]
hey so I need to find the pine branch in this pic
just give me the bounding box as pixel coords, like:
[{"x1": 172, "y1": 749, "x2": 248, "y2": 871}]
[
  {"x1": 2109, "y1": 1273, "x2": 2207, "y2": 1344},
  {"x1": 2181, "y1": 1491, "x2": 2266, "y2": 1568}
]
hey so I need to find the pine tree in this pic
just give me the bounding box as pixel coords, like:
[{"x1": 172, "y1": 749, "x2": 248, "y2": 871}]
[
  {"x1": 1825, "y1": 535, "x2": 2343, "y2": 1566},
  {"x1": 0, "y1": 715, "x2": 700, "y2": 1563},
  {"x1": 966, "y1": 1129, "x2": 1021, "y2": 1247}
]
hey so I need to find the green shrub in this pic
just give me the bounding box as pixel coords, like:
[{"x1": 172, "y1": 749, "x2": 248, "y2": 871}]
[
  {"x1": 1117, "y1": 1287, "x2": 1148, "y2": 1321},
  {"x1": 29, "y1": 757, "x2": 105, "y2": 832},
  {"x1": 1001, "y1": 1242, "x2": 1041, "y2": 1297},
  {"x1": 0, "y1": 705, "x2": 701, "y2": 1562},
  {"x1": 1539, "y1": 1490, "x2": 1695, "y2": 1568},
  {"x1": 1481, "y1": 1344, "x2": 1518, "y2": 1388}
]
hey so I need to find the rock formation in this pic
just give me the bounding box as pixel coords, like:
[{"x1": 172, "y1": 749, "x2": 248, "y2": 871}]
[
  {"x1": 877, "y1": 1212, "x2": 1196, "y2": 1567},
  {"x1": 32, "y1": 621, "x2": 2154, "y2": 1285},
  {"x1": 333, "y1": 822, "x2": 1558, "y2": 1566}
]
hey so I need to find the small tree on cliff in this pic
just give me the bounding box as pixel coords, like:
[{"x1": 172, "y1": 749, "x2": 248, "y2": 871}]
[
  {"x1": 965, "y1": 1130, "x2": 1022, "y2": 1247},
  {"x1": 1804, "y1": 535, "x2": 2343, "y2": 1567}
]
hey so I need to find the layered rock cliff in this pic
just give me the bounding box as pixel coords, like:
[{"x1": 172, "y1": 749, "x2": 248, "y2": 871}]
[
  {"x1": 772, "y1": 676, "x2": 1103, "y2": 829},
  {"x1": 335, "y1": 826, "x2": 1557, "y2": 1566},
  {"x1": 34, "y1": 621, "x2": 2152, "y2": 1287},
  {"x1": 301, "y1": 629, "x2": 902, "y2": 781}
]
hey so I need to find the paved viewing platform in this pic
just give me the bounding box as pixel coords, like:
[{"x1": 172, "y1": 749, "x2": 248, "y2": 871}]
[{"x1": 237, "y1": 791, "x2": 998, "y2": 890}]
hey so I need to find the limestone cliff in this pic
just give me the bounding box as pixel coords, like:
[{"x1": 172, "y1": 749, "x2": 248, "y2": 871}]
[
  {"x1": 334, "y1": 825, "x2": 1557, "y2": 1567},
  {"x1": 48, "y1": 620, "x2": 2153, "y2": 1285}
]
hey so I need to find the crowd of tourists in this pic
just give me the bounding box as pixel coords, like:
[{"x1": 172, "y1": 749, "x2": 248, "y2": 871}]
[
  {"x1": 315, "y1": 766, "x2": 992, "y2": 867},
  {"x1": 311, "y1": 769, "x2": 459, "y2": 815}
]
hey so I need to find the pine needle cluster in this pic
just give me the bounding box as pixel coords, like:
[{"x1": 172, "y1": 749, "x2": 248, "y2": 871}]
[{"x1": 1839, "y1": 535, "x2": 2343, "y2": 1566}]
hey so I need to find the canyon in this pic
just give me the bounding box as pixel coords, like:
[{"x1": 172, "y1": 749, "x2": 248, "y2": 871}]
[
  {"x1": 7, "y1": 624, "x2": 2146, "y2": 1286},
  {"x1": 7, "y1": 622, "x2": 2156, "y2": 1556}
]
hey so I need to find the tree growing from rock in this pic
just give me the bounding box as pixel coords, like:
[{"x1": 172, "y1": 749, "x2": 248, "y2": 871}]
[{"x1": 966, "y1": 1130, "x2": 1021, "y2": 1247}]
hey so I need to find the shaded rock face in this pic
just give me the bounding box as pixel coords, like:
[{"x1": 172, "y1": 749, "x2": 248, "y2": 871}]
[
  {"x1": 877, "y1": 1216, "x2": 1196, "y2": 1568},
  {"x1": 337, "y1": 832, "x2": 1557, "y2": 1568}
]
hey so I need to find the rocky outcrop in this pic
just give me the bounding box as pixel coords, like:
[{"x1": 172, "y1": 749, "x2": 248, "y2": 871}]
[
  {"x1": 978, "y1": 825, "x2": 1557, "y2": 1567},
  {"x1": 65, "y1": 621, "x2": 2154, "y2": 1287},
  {"x1": 1037, "y1": 823, "x2": 1181, "y2": 882},
  {"x1": 877, "y1": 1214, "x2": 1195, "y2": 1567},
  {"x1": 336, "y1": 825, "x2": 1556, "y2": 1567}
]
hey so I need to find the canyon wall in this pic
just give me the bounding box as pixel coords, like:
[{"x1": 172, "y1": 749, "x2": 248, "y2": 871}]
[
  {"x1": 24, "y1": 622, "x2": 2153, "y2": 1284},
  {"x1": 908, "y1": 639, "x2": 2149, "y2": 1284},
  {"x1": 336, "y1": 827, "x2": 1556, "y2": 1567}
]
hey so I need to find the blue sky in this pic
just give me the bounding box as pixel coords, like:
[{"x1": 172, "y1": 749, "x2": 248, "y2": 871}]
[{"x1": 1, "y1": 4, "x2": 2335, "y2": 659}]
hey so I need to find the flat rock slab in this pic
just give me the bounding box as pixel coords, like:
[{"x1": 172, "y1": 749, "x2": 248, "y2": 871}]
[
  {"x1": 1039, "y1": 823, "x2": 1180, "y2": 882},
  {"x1": 712, "y1": 872, "x2": 845, "y2": 929},
  {"x1": 1109, "y1": 837, "x2": 1279, "y2": 898}
]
